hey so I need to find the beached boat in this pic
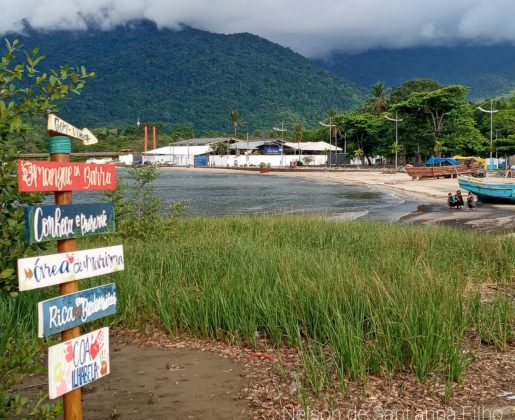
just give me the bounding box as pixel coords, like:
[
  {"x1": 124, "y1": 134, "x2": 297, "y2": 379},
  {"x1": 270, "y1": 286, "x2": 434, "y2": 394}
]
[
  {"x1": 458, "y1": 175, "x2": 515, "y2": 203},
  {"x1": 404, "y1": 161, "x2": 480, "y2": 180}
]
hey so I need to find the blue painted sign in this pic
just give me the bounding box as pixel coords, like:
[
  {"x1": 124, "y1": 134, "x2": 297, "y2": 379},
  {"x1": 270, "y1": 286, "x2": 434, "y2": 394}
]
[
  {"x1": 38, "y1": 284, "x2": 117, "y2": 338},
  {"x1": 24, "y1": 203, "x2": 115, "y2": 244},
  {"x1": 262, "y1": 145, "x2": 282, "y2": 155}
]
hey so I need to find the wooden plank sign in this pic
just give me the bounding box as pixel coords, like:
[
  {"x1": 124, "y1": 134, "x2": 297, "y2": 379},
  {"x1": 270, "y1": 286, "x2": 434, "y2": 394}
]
[
  {"x1": 17, "y1": 245, "x2": 124, "y2": 291},
  {"x1": 38, "y1": 284, "x2": 117, "y2": 338},
  {"x1": 48, "y1": 114, "x2": 98, "y2": 145},
  {"x1": 48, "y1": 327, "x2": 110, "y2": 399},
  {"x1": 24, "y1": 203, "x2": 115, "y2": 244},
  {"x1": 17, "y1": 160, "x2": 116, "y2": 192}
]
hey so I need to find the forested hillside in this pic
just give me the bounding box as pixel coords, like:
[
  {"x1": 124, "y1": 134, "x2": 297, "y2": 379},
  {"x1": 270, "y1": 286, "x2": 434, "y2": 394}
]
[
  {"x1": 7, "y1": 21, "x2": 364, "y2": 133},
  {"x1": 317, "y1": 45, "x2": 515, "y2": 100}
]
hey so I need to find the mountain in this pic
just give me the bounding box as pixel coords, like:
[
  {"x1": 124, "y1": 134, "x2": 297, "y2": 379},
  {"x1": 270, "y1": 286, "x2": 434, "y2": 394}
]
[
  {"x1": 316, "y1": 45, "x2": 515, "y2": 100},
  {"x1": 7, "y1": 21, "x2": 364, "y2": 133}
]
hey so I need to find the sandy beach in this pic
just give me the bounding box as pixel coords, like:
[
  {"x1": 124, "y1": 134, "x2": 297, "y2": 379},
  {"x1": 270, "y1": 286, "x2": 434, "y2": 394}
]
[
  {"x1": 268, "y1": 169, "x2": 515, "y2": 233},
  {"x1": 169, "y1": 167, "x2": 515, "y2": 233}
]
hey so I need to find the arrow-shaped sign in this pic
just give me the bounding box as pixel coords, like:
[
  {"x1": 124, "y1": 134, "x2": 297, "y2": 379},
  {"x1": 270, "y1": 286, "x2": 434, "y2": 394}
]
[{"x1": 47, "y1": 114, "x2": 98, "y2": 145}]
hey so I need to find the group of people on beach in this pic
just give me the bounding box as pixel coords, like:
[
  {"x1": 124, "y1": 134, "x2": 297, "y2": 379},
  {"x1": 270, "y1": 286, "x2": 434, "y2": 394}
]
[{"x1": 447, "y1": 190, "x2": 476, "y2": 210}]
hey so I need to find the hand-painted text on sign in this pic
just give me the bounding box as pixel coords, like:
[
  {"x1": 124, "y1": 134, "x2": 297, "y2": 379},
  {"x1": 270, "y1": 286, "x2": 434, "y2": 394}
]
[
  {"x1": 17, "y1": 245, "x2": 124, "y2": 291},
  {"x1": 17, "y1": 160, "x2": 116, "y2": 192},
  {"x1": 38, "y1": 284, "x2": 117, "y2": 337},
  {"x1": 24, "y1": 203, "x2": 115, "y2": 244},
  {"x1": 48, "y1": 327, "x2": 110, "y2": 399},
  {"x1": 47, "y1": 114, "x2": 99, "y2": 145}
]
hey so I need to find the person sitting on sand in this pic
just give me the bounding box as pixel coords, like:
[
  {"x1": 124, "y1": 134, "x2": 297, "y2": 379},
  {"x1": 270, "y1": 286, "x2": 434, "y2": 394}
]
[
  {"x1": 454, "y1": 190, "x2": 464, "y2": 209},
  {"x1": 447, "y1": 193, "x2": 457, "y2": 208},
  {"x1": 466, "y1": 192, "x2": 476, "y2": 210}
]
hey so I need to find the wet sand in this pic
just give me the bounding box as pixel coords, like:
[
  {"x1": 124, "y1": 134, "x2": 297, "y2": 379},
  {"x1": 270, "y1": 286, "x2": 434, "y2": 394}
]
[{"x1": 267, "y1": 169, "x2": 515, "y2": 233}]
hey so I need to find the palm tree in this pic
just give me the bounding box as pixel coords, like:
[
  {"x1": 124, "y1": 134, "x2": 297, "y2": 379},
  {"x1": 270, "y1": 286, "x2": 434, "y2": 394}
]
[
  {"x1": 390, "y1": 142, "x2": 403, "y2": 170},
  {"x1": 434, "y1": 139, "x2": 447, "y2": 158},
  {"x1": 433, "y1": 139, "x2": 447, "y2": 166},
  {"x1": 292, "y1": 122, "x2": 304, "y2": 158},
  {"x1": 230, "y1": 110, "x2": 244, "y2": 138},
  {"x1": 365, "y1": 81, "x2": 389, "y2": 115}
]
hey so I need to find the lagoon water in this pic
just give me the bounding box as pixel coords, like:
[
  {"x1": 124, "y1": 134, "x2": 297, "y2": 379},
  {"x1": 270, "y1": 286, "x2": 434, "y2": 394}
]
[{"x1": 71, "y1": 169, "x2": 420, "y2": 221}]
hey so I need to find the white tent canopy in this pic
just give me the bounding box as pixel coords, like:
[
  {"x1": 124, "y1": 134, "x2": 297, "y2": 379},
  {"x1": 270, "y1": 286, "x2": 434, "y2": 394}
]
[{"x1": 284, "y1": 141, "x2": 342, "y2": 152}]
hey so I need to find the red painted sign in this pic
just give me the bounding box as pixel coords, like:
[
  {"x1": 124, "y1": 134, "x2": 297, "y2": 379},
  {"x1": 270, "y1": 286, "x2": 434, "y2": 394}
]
[{"x1": 17, "y1": 160, "x2": 116, "y2": 192}]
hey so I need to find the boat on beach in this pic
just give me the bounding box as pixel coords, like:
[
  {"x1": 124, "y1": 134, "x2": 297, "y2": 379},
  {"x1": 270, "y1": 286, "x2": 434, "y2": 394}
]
[
  {"x1": 458, "y1": 175, "x2": 515, "y2": 203},
  {"x1": 404, "y1": 161, "x2": 481, "y2": 180}
]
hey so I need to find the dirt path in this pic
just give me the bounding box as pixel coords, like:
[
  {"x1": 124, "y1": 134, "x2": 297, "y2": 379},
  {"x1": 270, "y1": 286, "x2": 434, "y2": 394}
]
[
  {"x1": 81, "y1": 338, "x2": 252, "y2": 419},
  {"x1": 19, "y1": 336, "x2": 252, "y2": 420}
]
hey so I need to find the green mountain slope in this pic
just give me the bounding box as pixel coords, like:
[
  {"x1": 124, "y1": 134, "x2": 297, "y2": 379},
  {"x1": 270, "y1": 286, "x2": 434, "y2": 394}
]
[
  {"x1": 9, "y1": 21, "x2": 364, "y2": 133},
  {"x1": 317, "y1": 45, "x2": 515, "y2": 100}
]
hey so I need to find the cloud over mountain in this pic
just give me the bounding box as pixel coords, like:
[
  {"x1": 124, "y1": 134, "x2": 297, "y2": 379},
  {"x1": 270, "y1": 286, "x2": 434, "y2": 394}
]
[{"x1": 2, "y1": 0, "x2": 514, "y2": 56}]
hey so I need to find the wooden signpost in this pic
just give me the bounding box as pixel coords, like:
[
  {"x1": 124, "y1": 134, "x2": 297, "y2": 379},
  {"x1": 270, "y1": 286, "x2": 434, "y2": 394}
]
[{"x1": 16, "y1": 115, "x2": 121, "y2": 419}]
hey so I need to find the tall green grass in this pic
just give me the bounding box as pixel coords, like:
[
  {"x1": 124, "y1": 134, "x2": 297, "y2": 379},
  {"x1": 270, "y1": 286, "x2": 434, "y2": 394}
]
[{"x1": 2, "y1": 216, "x2": 513, "y2": 394}]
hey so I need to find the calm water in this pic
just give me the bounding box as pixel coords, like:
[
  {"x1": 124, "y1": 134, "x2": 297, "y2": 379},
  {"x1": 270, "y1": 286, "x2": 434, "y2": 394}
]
[{"x1": 67, "y1": 169, "x2": 420, "y2": 221}]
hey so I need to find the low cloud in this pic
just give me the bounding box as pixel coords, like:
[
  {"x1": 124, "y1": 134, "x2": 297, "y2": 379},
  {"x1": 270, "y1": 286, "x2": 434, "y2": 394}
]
[{"x1": 1, "y1": 0, "x2": 514, "y2": 56}]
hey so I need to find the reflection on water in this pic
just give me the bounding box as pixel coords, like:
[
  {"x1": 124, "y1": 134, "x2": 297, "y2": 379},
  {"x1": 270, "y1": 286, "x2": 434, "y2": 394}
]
[{"x1": 66, "y1": 169, "x2": 421, "y2": 221}]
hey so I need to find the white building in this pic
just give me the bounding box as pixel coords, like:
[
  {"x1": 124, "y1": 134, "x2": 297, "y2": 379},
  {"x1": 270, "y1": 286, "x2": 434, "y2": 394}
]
[
  {"x1": 143, "y1": 138, "x2": 351, "y2": 167},
  {"x1": 142, "y1": 138, "x2": 232, "y2": 166}
]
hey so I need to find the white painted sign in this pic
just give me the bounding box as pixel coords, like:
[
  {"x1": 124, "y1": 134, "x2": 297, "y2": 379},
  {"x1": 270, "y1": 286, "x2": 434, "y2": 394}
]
[
  {"x1": 47, "y1": 114, "x2": 98, "y2": 145},
  {"x1": 48, "y1": 327, "x2": 110, "y2": 399},
  {"x1": 17, "y1": 245, "x2": 124, "y2": 291}
]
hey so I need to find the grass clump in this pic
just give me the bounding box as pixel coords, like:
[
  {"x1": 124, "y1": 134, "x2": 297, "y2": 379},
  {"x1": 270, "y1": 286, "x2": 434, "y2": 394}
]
[
  {"x1": 4, "y1": 215, "x2": 514, "y2": 398},
  {"x1": 112, "y1": 216, "x2": 513, "y2": 389}
]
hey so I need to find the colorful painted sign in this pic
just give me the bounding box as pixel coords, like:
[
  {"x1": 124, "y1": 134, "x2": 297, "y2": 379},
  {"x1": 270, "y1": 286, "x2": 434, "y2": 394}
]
[
  {"x1": 47, "y1": 114, "x2": 98, "y2": 145},
  {"x1": 48, "y1": 327, "x2": 110, "y2": 399},
  {"x1": 17, "y1": 160, "x2": 116, "y2": 192},
  {"x1": 38, "y1": 284, "x2": 117, "y2": 338},
  {"x1": 24, "y1": 203, "x2": 115, "y2": 244},
  {"x1": 17, "y1": 245, "x2": 124, "y2": 291}
]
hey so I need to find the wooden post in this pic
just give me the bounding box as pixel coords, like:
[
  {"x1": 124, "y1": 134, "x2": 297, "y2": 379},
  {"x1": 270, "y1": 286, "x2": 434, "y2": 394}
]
[
  {"x1": 49, "y1": 136, "x2": 82, "y2": 420},
  {"x1": 152, "y1": 126, "x2": 157, "y2": 150}
]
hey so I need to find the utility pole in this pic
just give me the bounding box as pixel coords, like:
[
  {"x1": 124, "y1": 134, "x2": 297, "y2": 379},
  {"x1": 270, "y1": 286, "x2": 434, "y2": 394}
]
[
  {"x1": 477, "y1": 99, "x2": 498, "y2": 174},
  {"x1": 319, "y1": 117, "x2": 335, "y2": 167},
  {"x1": 384, "y1": 111, "x2": 403, "y2": 171},
  {"x1": 273, "y1": 122, "x2": 287, "y2": 167}
]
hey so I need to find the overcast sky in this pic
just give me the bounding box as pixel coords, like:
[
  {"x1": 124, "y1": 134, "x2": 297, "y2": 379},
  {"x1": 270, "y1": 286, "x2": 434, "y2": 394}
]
[{"x1": 1, "y1": 0, "x2": 514, "y2": 57}]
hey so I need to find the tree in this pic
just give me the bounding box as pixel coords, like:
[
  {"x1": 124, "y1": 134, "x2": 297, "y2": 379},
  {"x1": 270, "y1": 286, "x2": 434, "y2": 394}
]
[
  {"x1": 444, "y1": 107, "x2": 485, "y2": 155},
  {"x1": 209, "y1": 140, "x2": 230, "y2": 155},
  {"x1": 170, "y1": 123, "x2": 195, "y2": 140},
  {"x1": 0, "y1": 37, "x2": 93, "y2": 418},
  {"x1": 341, "y1": 112, "x2": 382, "y2": 165},
  {"x1": 230, "y1": 110, "x2": 244, "y2": 138},
  {"x1": 495, "y1": 136, "x2": 515, "y2": 156},
  {"x1": 390, "y1": 142, "x2": 403, "y2": 166},
  {"x1": 391, "y1": 85, "x2": 483, "y2": 158},
  {"x1": 390, "y1": 78, "x2": 442, "y2": 104},
  {"x1": 1, "y1": 38, "x2": 94, "y2": 296},
  {"x1": 292, "y1": 122, "x2": 305, "y2": 157},
  {"x1": 364, "y1": 81, "x2": 389, "y2": 115},
  {"x1": 434, "y1": 139, "x2": 447, "y2": 158}
]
